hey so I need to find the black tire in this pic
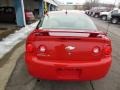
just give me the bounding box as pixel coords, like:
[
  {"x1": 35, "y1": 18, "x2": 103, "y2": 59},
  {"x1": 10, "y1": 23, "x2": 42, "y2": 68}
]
[
  {"x1": 101, "y1": 15, "x2": 107, "y2": 21},
  {"x1": 90, "y1": 12, "x2": 93, "y2": 16},
  {"x1": 92, "y1": 12, "x2": 94, "y2": 16},
  {"x1": 94, "y1": 14, "x2": 99, "y2": 18},
  {"x1": 111, "y1": 18, "x2": 118, "y2": 24}
]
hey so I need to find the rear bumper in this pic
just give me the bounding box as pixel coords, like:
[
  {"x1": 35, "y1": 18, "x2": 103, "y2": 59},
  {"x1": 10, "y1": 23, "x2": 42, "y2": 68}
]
[{"x1": 25, "y1": 57, "x2": 112, "y2": 81}]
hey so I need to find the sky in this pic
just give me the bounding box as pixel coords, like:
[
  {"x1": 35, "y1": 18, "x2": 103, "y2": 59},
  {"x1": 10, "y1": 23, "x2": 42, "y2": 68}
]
[{"x1": 58, "y1": 0, "x2": 120, "y2": 5}]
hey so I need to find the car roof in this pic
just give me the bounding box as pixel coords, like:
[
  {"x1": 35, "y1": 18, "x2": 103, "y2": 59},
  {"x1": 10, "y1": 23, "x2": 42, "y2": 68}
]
[{"x1": 48, "y1": 10, "x2": 85, "y2": 16}]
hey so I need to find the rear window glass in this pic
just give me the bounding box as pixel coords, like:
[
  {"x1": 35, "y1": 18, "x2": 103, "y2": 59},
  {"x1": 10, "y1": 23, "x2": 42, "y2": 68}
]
[{"x1": 38, "y1": 11, "x2": 97, "y2": 31}]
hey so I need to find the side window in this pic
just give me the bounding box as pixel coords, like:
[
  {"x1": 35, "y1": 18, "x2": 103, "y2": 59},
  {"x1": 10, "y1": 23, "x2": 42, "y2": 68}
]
[
  {"x1": 0, "y1": 8, "x2": 4, "y2": 13},
  {"x1": 111, "y1": 10, "x2": 118, "y2": 14},
  {"x1": 5, "y1": 8, "x2": 14, "y2": 13}
]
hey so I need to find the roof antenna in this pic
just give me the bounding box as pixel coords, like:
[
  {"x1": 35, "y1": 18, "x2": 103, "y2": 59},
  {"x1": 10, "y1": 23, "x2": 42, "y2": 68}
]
[
  {"x1": 106, "y1": 0, "x2": 116, "y2": 35},
  {"x1": 65, "y1": 9, "x2": 68, "y2": 14}
]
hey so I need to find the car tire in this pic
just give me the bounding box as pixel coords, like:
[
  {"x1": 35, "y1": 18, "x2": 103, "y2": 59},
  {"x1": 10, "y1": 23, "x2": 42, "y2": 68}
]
[
  {"x1": 89, "y1": 13, "x2": 92, "y2": 16},
  {"x1": 92, "y1": 13, "x2": 95, "y2": 16},
  {"x1": 37, "y1": 79, "x2": 40, "y2": 82},
  {"x1": 111, "y1": 18, "x2": 118, "y2": 24},
  {"x1": 94, "y1": 14, "x2": 99, "y2": 18},
  {"x1": 101, "y1": 15, "x2": 107, "y2": 21}
]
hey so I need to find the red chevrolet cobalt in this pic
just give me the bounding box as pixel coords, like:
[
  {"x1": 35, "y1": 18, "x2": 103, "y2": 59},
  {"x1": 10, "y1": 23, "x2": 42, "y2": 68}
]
[{"x1": 25, "y1": 10, "x2": 112, "y2": 81}]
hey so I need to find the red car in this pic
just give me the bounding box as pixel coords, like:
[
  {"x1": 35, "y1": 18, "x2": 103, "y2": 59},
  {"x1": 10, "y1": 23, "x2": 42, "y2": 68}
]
[
  {"x1": 0, "y1": 7, "x2": 35, "y2": 24},
  {"x1": 25, "y1": 10, "x2": 35, "y2": 24},
  {"x1": 25, "y1": 10, "x2": 112, "y2": 81}
]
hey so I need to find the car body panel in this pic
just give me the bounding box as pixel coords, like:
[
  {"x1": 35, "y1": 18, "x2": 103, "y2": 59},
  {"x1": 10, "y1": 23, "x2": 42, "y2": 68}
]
[
  {"x1": 26, "y1": 55, "x2": 111, "y2": 81},
  {"x1": 110, "y1": 13, "x2": 120, "y2": 23},
  {"x1": 100, "y1": 9, "x2": 120, "y2": 21},
  {"x1": 25, "y1": 11, "x2": 112, "y2": 81}
]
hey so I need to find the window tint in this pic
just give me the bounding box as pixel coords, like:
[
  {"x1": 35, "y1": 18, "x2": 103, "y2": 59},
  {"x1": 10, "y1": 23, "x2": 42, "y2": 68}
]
[
  {"x1": 38, "y1": 12, "x2": 97, "y2": 31},
  {"x1": 5, "y1": 8, "x2": 14, "y2": 13},
  {"x1": 0, "y1": 8, "x2": 4, "y2": 13},
  {"x1": 111, "y1": 10, "x2": 118, "y2": 14}
]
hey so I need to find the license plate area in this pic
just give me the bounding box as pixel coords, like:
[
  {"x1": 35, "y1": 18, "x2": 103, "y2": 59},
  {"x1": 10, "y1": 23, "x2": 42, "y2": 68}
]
[{"x1": 57, "y1": 68, "x2": 81, "y2": 79}]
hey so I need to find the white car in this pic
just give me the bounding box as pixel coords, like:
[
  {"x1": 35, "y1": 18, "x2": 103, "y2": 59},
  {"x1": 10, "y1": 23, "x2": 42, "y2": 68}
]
[{"x1": 100, "y1": 8, "x2": 120, "y2": 21}]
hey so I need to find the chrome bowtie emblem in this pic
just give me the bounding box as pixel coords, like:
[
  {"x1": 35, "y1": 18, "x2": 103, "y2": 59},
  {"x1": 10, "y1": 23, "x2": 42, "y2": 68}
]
[{"x1": 65, "y1": 46, "x2": 76, "y2": 51}]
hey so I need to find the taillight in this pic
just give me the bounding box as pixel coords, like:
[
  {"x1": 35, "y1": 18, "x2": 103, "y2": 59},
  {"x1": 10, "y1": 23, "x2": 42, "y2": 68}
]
[
  {"x1": 26, "y1": 43, "x2": 34, "y2": 52},
  {"x1": 39, "y1": 45, "x2": 46, "y2": 53},
  {"x1": 92, "y1": 47, "x2": 100, "y2": 54},
  {"x1": 103, "y1": 45, "x2": 112, "y2": 55}
]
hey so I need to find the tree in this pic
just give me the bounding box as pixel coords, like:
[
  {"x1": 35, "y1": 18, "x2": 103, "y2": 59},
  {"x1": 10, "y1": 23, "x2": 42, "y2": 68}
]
[
  {"x1": 83, "y1": 2, "x2": 91, "y2": 10},
  {"x1": 83, "y1": 0, "x2": 99, "y2": 10},
  {"x1": 118, "y1": 3, "x2": 120, "y2": 9}
]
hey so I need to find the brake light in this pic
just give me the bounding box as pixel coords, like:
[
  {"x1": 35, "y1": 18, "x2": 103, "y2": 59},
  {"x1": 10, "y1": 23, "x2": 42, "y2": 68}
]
[
  {"x1": 92, "y1": 47, "x2": 100, "y2": 54},
  {"x1": 103, "y1": 45, "x2": 112, "y2": 55},
  {"x1": 26, "y1": 43, "x2": 34, "y2": 52},
  {"x1": 39, "y1": 45, "x2": 46, "y2": 53}
]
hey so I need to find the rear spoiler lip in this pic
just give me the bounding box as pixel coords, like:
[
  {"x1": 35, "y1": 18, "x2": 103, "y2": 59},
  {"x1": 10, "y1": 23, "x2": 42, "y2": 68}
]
[{"x1": 34, "y1": 30, "x2": 107, "y2": 36}]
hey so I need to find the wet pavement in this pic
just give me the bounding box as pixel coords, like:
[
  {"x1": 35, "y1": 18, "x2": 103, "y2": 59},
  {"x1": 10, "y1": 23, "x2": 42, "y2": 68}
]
[{"x1": 5, "y1": 56, "x2": 94, "y2": 90}]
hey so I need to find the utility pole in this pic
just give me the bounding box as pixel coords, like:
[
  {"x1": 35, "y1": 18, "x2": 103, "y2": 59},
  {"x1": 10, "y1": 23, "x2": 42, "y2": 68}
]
[
  {"x1": 90, "y1": 0, "x2": 93, "y2": 8},
  {"x1": 113, "y1": 0, "x2": 117, "y2": 8}
]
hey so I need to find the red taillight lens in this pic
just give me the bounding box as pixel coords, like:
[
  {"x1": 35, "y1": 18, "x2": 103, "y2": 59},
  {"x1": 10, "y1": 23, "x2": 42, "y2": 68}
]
[
  {"x1": 103, "y1": 45, "x2": 112, "y2": 55},
  {"x1": 39, "y1": 45, "x2": 46, "y2": 53},
  {"x1": 92, "y1": 47, "x2": 100, "y2": 54},
  {"x1": 26, "y1": 44, "x2": 34, "y2": 52}
]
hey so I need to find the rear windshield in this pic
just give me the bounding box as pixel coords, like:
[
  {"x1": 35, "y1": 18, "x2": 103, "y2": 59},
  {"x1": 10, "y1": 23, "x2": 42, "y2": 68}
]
[{"x1": 38, "y1": 11, "x2": 97, "y2": 31}]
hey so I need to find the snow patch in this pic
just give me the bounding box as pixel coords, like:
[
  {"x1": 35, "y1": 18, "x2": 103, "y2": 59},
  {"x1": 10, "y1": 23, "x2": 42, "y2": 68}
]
[{"x1": 0, "y1": 21, "x2": 39, "y2": 59}]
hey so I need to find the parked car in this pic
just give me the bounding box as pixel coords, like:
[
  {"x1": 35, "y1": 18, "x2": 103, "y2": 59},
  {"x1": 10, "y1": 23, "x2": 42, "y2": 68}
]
[
  {"x1": 33, "y1": 9, "x2": 40, "y2": 18},
  {"x1": 25, "y1": 10, "x2": 112, "y2": 81},
  {"x1": 100, "y1": 8, "x2": 120, "y2": 21},
  {"x1": 87, "y1": 8, "x2": 95, "y2": 16},
  {"x1": 0, "y1": 7, "x2": 35, "y2": 24},
  {"x1": 85, "y1": 10, "x2": 89, "y2": 15},
  {"x1": 110, "y1": 13, "x2": 120, "y2": 24},
  {"x1": 88, "y1": 7, "x2": 111, "y2": 18},
  {"x1": 25, "y1": 10, "x2": 35, "y2": 24},
  {"x1": 0, "y1": 7, "x2": 16, "y2": 23},
  {"x1": 80, "y1": 10, "x2": 85, "y2": 13}
]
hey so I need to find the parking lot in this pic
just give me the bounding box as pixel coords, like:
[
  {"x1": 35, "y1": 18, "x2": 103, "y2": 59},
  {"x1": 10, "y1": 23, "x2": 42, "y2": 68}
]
[{"x1": 4, "y1": 17, "x2": 120, "y2": 90}]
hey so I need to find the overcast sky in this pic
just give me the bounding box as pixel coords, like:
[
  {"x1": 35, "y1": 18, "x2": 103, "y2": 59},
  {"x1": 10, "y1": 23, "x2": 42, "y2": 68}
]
[{"x1": 58, "y1": 0, "x2": 119, "y2": 5}]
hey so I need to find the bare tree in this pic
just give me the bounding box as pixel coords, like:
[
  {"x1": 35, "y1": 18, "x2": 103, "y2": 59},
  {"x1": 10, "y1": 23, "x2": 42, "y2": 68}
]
[
  {"x1": 83, "y1": 0, "x2": 99, "y2": 10},
  {"x1": 83, "y1": 1, "x2": 91, "y2": 10},
  {"x1": 118, "y1": 3, "x2": 120, "y2": 9}
]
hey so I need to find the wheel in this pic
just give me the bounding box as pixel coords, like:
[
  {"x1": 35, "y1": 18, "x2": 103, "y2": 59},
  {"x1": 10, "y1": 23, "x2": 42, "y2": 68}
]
[
  {"x1": 89, "y1": 12, "x2": 91, "y2": 16},
  {"x1": 90, "y1": 12, "x2": 93, "y2": 16},
  {"x1": 94, "y1": 14, "x2": 99, "y2": 18},
  {"x1": 111, "y1": 18, "x2": 118, "y2": 24},
  {"x1": 37, "y1": 79, "x2": 40, "y2": 82},
  {"x1": 91, "y1": 13, "x2": 95, "y2": 17},
  {"x1": 101, "y1": 15, "x2": 107, "y2": 21}
]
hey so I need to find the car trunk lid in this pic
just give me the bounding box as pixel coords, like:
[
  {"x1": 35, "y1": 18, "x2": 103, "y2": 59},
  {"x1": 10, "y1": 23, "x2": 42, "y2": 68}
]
[{"x1": 27, "y1": 30, "x2": 110, "y2": 62}]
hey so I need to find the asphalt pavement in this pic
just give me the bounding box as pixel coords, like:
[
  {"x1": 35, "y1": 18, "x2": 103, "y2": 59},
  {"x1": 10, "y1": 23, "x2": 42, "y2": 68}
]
[{"x1": 5, "y1": 17, "x2": 120, "y2": 90}]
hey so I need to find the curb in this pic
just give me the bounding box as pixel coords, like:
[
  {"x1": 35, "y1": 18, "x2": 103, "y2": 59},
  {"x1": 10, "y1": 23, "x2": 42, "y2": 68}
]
[
  {"x1": 0, "y1": 40, "x2": 25, "y2": 67},
  {"x1": 0, "y1": 40, "x2": 25, "y2": 90}
]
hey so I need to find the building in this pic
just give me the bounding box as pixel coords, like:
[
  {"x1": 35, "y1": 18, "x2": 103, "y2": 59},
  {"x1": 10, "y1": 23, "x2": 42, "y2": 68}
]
[
  {"x1": 58, "y1": 4, "x2": 83, "y2": 10},
  {"x1": 0, "y1": 0, "x2": 58, "y2": 27}
]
